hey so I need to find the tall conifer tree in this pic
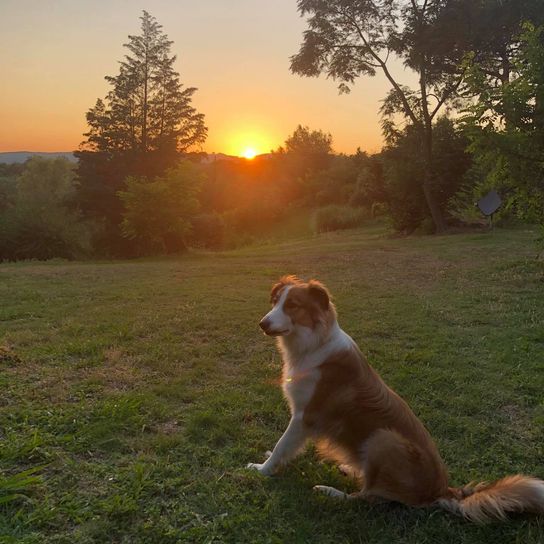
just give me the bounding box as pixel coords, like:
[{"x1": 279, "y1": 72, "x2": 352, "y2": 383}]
[
  {"x1": 83, "y1": 11, "x2": 207, "y2": 153},
  {"x1": 76, "y1": 11, "x2": 207, "y2": 255}
]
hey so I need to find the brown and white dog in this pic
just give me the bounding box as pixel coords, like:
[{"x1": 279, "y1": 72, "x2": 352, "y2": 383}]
[{"x1": 247, "y1": 275, "x2": 544, "y2": 523}]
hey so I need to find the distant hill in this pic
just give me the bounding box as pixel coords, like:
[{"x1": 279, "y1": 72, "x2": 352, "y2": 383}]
[
  {"x1": 196, "y1": 152, "x2": 274, "y2": 163},
  {"x1": 0, "y1": 151, "x2": 273, "y2": 165},
  {"x1": 0, "y1": 151, "x2": 76, "y2": 164}
]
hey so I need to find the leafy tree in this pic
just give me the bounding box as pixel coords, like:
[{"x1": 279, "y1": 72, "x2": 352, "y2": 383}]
[
  {"x1": 382, "y1": 117, "x2": 470, "y2": 232},
  {"x1": 284, "y1": 125, "x2": 332, "y2": 156},
  {"x1": 462, "y1": 23, "x2": 544, "y2": 226},
  {"x1": 277, "y1": 125, "x2": 334, "y2": 202},
  {"x1": 0, "y1": 158, "x2": 91, "y2": 260},
  {"x1": 117, "y1": 161, "x2": 203, "y2": 254},
  {"x1": 289, "y1": 1, "x2": 542, "y2": 231},
  {"x1": 290, "y1": 0, "x2": 474, "y2": 231},
  {"x1": 348, "y1": 149, "x2": 387, "y2": 209},
  {"x1": 76, "y1": 11, "x2": 207, "y2": 255},
  {"x1": 446, "y1": 1, "x2": 544, "y2": 88}
]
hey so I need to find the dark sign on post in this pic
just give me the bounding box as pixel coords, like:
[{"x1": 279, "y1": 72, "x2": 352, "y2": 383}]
[
  {"x1": 477, "y1": 190, "x2": 502, "y2": 231},
  {"x1": 477, "y1": 190, "x2": 502, "y2": 217}
]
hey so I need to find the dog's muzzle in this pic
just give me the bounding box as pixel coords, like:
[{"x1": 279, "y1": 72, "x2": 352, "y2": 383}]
[{"x1": 259, "y1": 318, "x2": 288, "y2": 337}]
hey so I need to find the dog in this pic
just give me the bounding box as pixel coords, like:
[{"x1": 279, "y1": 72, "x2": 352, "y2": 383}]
[{"x1": 247, "y1": 275, "x2": 544, "y2": 523}]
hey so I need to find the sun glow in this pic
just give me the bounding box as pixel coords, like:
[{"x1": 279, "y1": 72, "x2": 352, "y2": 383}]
[
  {"x1": 242, "y1": 147, "x2": 258, "y2": 159},
  {"x1": 223, "y1": 127, "x2": 274, "y2": 158}
]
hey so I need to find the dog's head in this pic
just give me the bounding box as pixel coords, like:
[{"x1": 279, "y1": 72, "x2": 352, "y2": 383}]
[{"x1": 259, "y1": 275, "x2": 334, "y2": 337}]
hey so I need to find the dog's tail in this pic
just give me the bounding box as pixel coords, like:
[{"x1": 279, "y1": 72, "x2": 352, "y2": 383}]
[{"x1": 436, "y1": 475, "x2": 544, "y2": 523}]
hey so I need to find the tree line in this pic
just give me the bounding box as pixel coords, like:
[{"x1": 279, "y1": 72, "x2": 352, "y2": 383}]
[{"x1": 1, "y1": 3, "x2": 543, "y2": 261}]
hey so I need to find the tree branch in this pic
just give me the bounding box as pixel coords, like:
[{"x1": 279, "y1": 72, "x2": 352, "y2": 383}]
[
  {"x1": 341, "y1": 8, "x2": 420, "y2": 127},
  {"x1": 429, "y1": 70, "x2": 467, "y2": 120},
  {"x1": 328, "y1": 44, "x2": 382, "y2": 67}
]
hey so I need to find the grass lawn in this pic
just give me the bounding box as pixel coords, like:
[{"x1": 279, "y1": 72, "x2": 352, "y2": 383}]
[{"x1": 1, "y1": 225, "x2": 543, "y2": 543}]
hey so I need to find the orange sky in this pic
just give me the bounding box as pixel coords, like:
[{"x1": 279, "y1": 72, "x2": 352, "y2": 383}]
[{"x1": 0, "y1": 0, "x2": 417, "y2": 156}]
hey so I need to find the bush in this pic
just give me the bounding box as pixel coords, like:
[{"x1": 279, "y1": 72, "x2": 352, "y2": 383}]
[
  {"x1": 117, "y1": 161, "x2": 203, "y2": 255},
  {"x1": 1, "y1": 206, "x2": 92, "y2": 260},
  {"x1": 0, "y1": 157, "x2": 92, "y2": 261},
  {"x1": 188, "y1": 213, "x2": 225, "y2": 249},
  {"x1": 222, "y1": 201, "x2": 284, "y2": 236},
  {"x1": 313, "y1": 205, "x2": 367, "y2": 233}
]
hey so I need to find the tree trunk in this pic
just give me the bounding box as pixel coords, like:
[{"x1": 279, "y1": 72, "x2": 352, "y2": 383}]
[
  {"x1": 418, "y1": 50, "x2": 447, "y2": 234},
  {"x1": 421, "y1": 125, "x2": 447, "y2": 233},
  {"x1": 142, "y1": 45, "x2": 149, "y2": 153}
]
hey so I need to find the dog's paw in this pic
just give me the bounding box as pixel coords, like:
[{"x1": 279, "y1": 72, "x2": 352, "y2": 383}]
[
  {"x1": 313, "y1": 485, "x2": 348, "y2": 499},
  {"x1": 264, "y1": 450, "x2": 273, "y2": 459},
  {"x1": 246, "y1": 462, "x2": 274, "y2": 476}
]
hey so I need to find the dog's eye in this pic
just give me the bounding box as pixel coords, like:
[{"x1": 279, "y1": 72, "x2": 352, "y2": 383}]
[{"x1": 284, "y1": 300, "x2": 298, "y2": 310}]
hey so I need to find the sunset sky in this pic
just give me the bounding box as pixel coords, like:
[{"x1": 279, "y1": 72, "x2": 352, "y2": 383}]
[{"x1": 0, "y1": 0, "x2": 417, "y2": 156}]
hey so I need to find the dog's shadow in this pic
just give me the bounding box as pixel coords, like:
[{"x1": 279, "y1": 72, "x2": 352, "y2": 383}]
[{"x1": 252, "y1": 456, "x2": 535, "y2": 543}]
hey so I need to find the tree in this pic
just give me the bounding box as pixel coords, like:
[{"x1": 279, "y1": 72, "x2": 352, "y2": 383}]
[
  {"x1": 0, "y1": 158, "x2": 91, "y2": 260},
  {"x1": 382, "y1": 117, "x2": 471, "y2": 232},
  {"x1": 82, "y1": 11, "x2": 207, "y2": 154},
  {"x1": 284, "y1": 125, "x2": 333, "y2": 156},
  {"x1": 117, "y1": 161, "x2": 203, "y2": 254},
  {"x1": 290, "y1": 1, "x2": 479, "y2": 232},
  {"x1": 76, "y1": 11, "x2": 207, "y2": 255},
  {"x1": 462, "y1": 23, "x2": 544, "y2": 227},
  {"x1": 277, "y1": 125, "x2": 334, "y2": 202},
  {"x1": 348, "y1": 149, "x2": 387, "y2": 209},
  {"x1": 450, "y1": 1, "x2": 543, "y2": 85}
]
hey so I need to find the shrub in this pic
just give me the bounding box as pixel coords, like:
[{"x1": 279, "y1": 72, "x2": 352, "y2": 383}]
[
  {"x1": 188, "y1": 212, "x2": 225, "y2": 249},
  {"x1": 118, "y1": 161, "x2": 203, "y2": 255},
  {"x1": 313, "y1": 205, "x2": 367, "y2": 233},
  {"x1": 0, "y1": 157, "x2": 92, "y2": 261}
]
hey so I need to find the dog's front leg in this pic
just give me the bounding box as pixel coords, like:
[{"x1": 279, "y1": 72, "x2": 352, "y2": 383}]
[{"x1": 247, "y1": 416, "x2": 308, "y2": 476}]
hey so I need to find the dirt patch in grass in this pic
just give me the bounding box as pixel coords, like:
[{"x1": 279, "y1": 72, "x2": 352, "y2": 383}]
[
  {"x1": 0, "y1": 344, "x2": 22, "y2": 366},
  {"x1": 152, "y1": 419, "x2": 182, "y2": 435}
]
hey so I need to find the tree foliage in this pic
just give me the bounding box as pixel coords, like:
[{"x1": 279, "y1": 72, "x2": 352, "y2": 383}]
[
  {"x1": 290, "y1": 0, "x2": 473, "y2": 231},
  {"x1": 277, "y1": 125, "x2": 334, "y2": 202},
  {"x1": 76, "y1": 11, "x2": 207, "y2": 256},
  {"x1": 0, "y1": 158, "x2": 91, "y2": 260},
  {"x1": 82, "y1": 11, "x2": 207, "y2": 154},
  {"x1": 462, "y1": 23, "x2": 544, "y2": 226},
  {"x1": 290, "y1": 0, "x2": 544, "y2": 232},
  {"x1": 284, "y1": 125, "x2": 333, "y2": 157},
  {"x1": 382, "y1": 117, "x2": 471, "y2": 232},
  {"x1": 117, "y1": 161, "x2": 203, "y2": 254}
]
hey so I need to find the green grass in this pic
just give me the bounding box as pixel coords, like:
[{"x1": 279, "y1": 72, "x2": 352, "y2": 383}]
[{"x1": 0, "y1": 225, "x2": 543, "y2": 543}]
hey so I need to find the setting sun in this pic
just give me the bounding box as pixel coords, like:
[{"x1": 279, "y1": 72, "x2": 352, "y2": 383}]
[{"x1": 242, "y1": 147, "x2": 258, "y2": 159}]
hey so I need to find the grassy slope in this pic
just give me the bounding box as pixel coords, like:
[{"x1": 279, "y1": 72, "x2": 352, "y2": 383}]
[{"x1": 0, "y1": 226, "x2": 543, "y2": 543}]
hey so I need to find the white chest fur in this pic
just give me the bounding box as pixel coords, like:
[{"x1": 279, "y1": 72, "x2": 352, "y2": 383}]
[
  {"x1": 282, "y1": 366, "x2": 320, "y2": 416},
  {"x1": 279, "y1": 325, "x2": 352, "y2": 415}
]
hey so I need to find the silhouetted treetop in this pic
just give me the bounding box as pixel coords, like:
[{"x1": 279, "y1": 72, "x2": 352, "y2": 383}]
[{"x1": 82, "y1": 10, "x2": 207, "y2": 154}]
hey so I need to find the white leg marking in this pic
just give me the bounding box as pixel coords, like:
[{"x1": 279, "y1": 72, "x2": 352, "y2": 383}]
[
  {"x1": 313, "y1": 485, "x2": 350, "y2": 499},
  {"x1": 247, "y1": 417, "x2": 307, "y2": 476}
]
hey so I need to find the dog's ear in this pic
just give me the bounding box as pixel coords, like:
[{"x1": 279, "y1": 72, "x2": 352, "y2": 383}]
[
  {"x1": 308, "y1": 280, "x2": 330, "y2": 310},
  {"x1": 270, "y1": 275, "x2": 300, "y2": 303},
  {"x1": 270, "y1": 281, "x2": 285, "y2": 304}
]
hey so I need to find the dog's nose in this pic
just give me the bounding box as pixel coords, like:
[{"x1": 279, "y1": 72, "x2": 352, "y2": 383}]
[{"x1": 259, "y1": 318, "x2": 270, "y2": 332}]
